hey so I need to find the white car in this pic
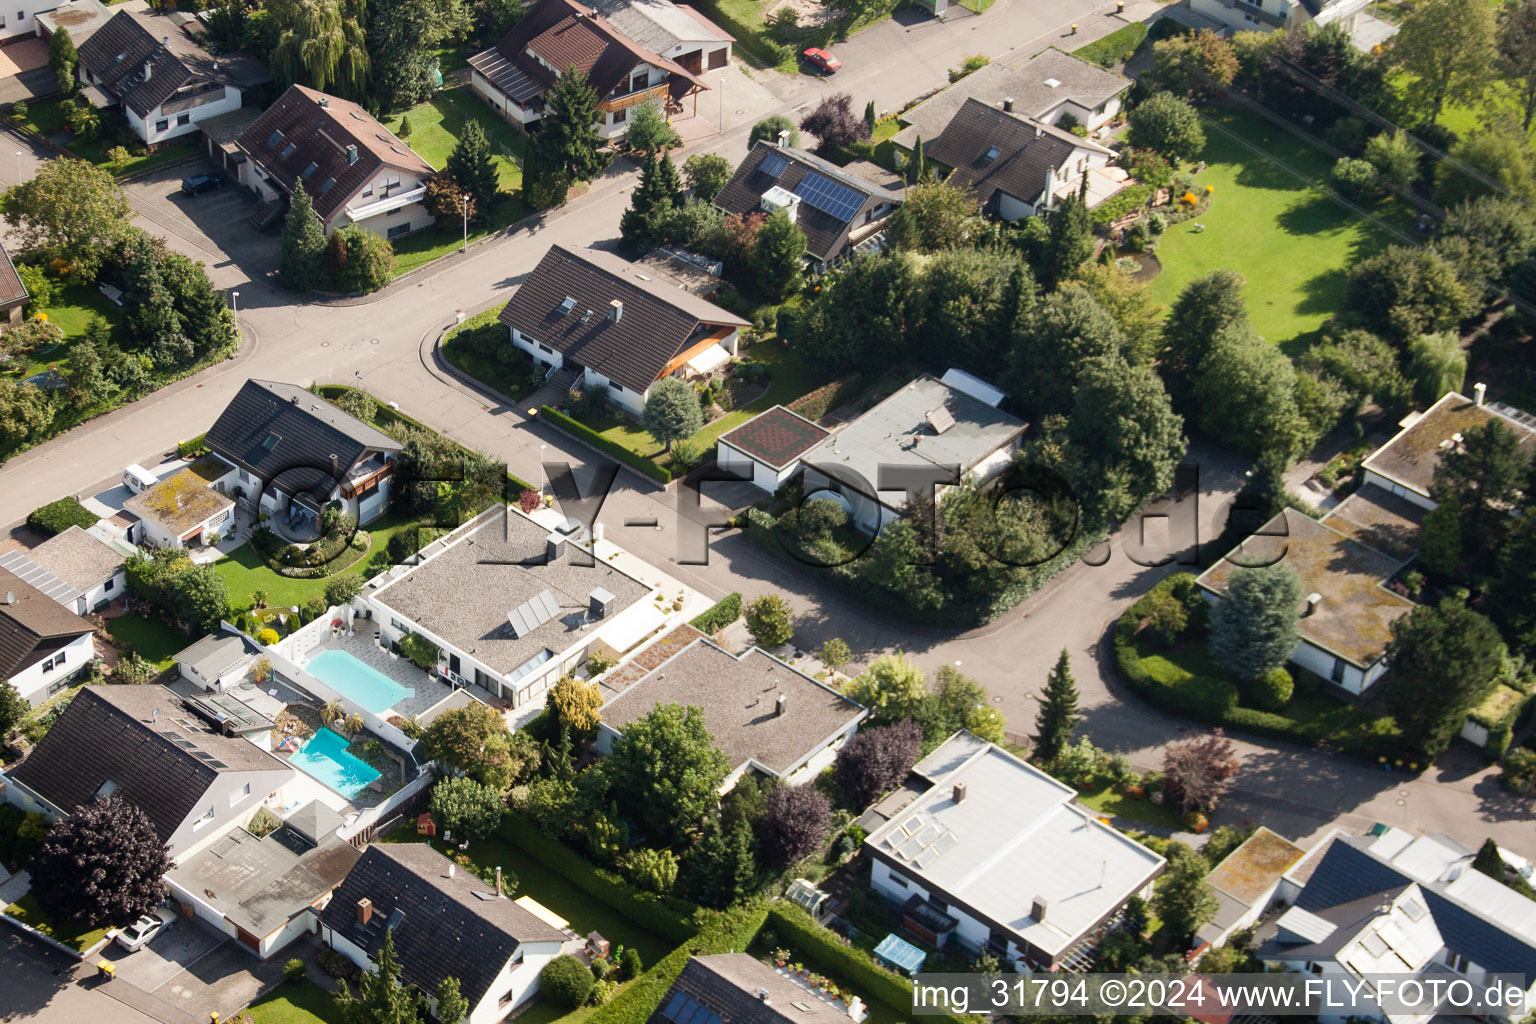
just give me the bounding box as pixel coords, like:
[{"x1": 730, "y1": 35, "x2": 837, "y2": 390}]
[{"x1": 115, "y1": 910, "x2": 174, "y2": 952}]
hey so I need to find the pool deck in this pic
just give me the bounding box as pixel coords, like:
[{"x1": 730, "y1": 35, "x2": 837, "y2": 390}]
[{"x1": 307, "y1": 632, "x2": 460, "y2": 719}]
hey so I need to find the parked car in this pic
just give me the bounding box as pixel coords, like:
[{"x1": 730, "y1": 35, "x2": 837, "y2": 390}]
[
  {"x1": 180, "y1": 173, "x2": 225, "y2": 196},
  {"x1": 115, "y1": 909, "x2": 174, "y2": 952},
  {"x1": 802, "y1": 47, "x2": 842, "y2": 74}
]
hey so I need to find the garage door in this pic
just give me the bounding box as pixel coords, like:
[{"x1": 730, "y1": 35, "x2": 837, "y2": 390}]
[{"x1": 708, "y1": 47, "x2": 727, "y2": 69}]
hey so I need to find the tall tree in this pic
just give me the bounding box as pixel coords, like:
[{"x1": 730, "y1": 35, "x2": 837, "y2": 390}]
[
  {"x1": 1432, "y1": 419, "x2": 1530, "y2": 557},
  {"x1": 833, "y1": 720, "x2": 922, "y2": 807},
  {"x1": 533, "y1": 68, "x2": 607, "y2": 184},
  {"x1": 420, "y1": 702, "x2": 526, "y2": 792},
  {"x1": 1417, "y1": 494, "x2": 1464, "y2": 576},
  {"x1": 1044, "y1": 191, "x2": 1094, "y2": 288},
  {"x1": 1393, "y1": 0, "x2": 1497, "y2": 123},
  {"x1": 752, "y1": 208, "x2": 805, "y2": 300},
  {"x1": 1007, "y1": 283, "x2": 1124, "y2": 416},
  {"x1": 1406, "y1": 331, "x2": 1467, "y2": 406},
  {"x1": 1386, "y1": 601, "x2": 1506, "y2": 758},
  {"x1": 31, "y1": 796, "x2": 171, "y2": 927},
  {"x1": 1126, "y1": 92, "x2": 1205, "y2": 164},
  {"x1": 758, "y1": 785, "x2": 832, "y2": 867},
  {"x1": 1146, "y1": 29, "x2": 1238, "y2": 95},
  {"x1": 1488, "y1": 511, "x2": 1536, "y2": 648},
  {"x1": 1160, "y1": 269, "x2": 1248, "y2": 412},
  {"x1": 605, "y1": 703, "x2": 730, "y2": 847},
  {"x1": 368, "y1": 0, "x2": 471, "y2": 109},
  {"x1": 683, "y1": 814, "x2": 756, "y2": 908},
  {"x1": 280, "y1": 185, "x2": 327, "y2": 289},
  {"x1": 1209, "y1": 564, "x2": 1303, "y2": 681},
  {"x1": 619, "y1": 152, "x2": 684, "y2": 246},
  {"x1": 1162, "y1": 729, "x2": 1240, "y2": 813},
  {"x1": 623, "y1": 101, "x2": 680, "y2": 158},
  {"x1": 48, "y1": 26, "x2": 76, "y2": 96},
  {"x1": 1153, "y1": 842, "x2": 1221, "y2": 940},
  {"x1": 1500, "y1": 0, "x2": 1536, "y2": 129},
  {"x1": 1, "y1": 158, "x2": 131, "y2": 278},
  {"x1": 1193, "y1": 320, "x2": 1308, "y2": 460},
  {"x1": 269, "y1": 0, "x2": 370, "y2": 97},
  {"x1": 445, "y1": 119, "x2": 499, "y2": 217},
  {"x1": 799, "y1": 93, "x2": 868, "y2": 152},
  {"x1": 883, "y1": 179, "x2": 983, "y2": 253},
  {"x1": 434, "y1": 977, "x2": 469, "y2": 1024},
  {"x1": 1033, "y1": 649, "x2": 1080, "y2": 763},
  {"x1": 1341, "y1": 245, "x2": 1472, "y2": 345},
  {"x1": 681, "y1": 153, "x2": 732, "y2": 202},
  {"x1": 643, "y1": 376, "x2": 702, "y2": 453},
  {"x1": 748, "y1": 115, "x2": 798, "y2": 148},
  {"x1": 848, "y1": 653, "x2": 929, "y2": 725},
  {"x1": 336, "y1": 926, "x2": 422, "y2": 1024}
]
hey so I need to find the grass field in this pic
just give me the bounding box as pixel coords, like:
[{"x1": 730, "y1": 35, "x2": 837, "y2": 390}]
[
  {"x1": 1077, "y1": 784, "x2": 1186, "y2": 831},
  {"x1": 4, "y1": 894, "x2": 112, "y2": 953},
  {"x1": 442, "y1": 307, "x2": 533, "y2": 403},
  {"x1": 105, "y1": 613, "x2": 192, "y2": 670},
  {"x1": 1146, "y1": 109, "x2": 1410, "y2": 352},
  {"x1": 247, "y1": 981, "x2": 343, "y2": 1024},
  {"x1": 13, "y1": 100, "x2": 198, "y2": 175},
  {"x1": 381, "y1": 829, "x2": 674, "y2": 966},
  {"x1": 6, "y1": 279, "x2": 125, "y2": 379}
]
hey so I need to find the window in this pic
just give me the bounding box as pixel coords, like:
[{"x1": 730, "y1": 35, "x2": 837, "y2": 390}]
[
  {"x1": 361, "y1": 183, "x2": 373, "y2": 197},
  {"x1": 281, "y1": 142, "x2": 297, "y2": 158},
  {"x1": 387, "y1": 206, "x2": 403, "y2": 216},
  {"x1": 630, "y1": 71, "x2": 648, "y2": 92},
  {"x1": 267, "y1": 130, "x2": 284, "y2": 147},
  {"x1": 390, "y1": 618, "x2": 406, "y2": 632},
  {"x1": 302, "y1": 161, "x2": 319, "y2": 178},
  {"x1": 195, "y1": 806, "x2": 215, "y2": 826},
  {"x1": 230, "y1": 782, "x2": 250, "y2": 806},
  {"x1": 16, "y1": 9, "x2": 23, "y2": 17},
  {"x1": 610, "y1": 381, "x2": 623, "y2": 392},
  {"x1": 612, "y1": 106, "x2": 627, "y2": 124},
  {"x1": 386, "y1": 223, "x2": 411, "y2": 239},
  {"x1": 1308, "y1": 962, "x2": 1323, "y2": 975},
  {"x1": 176, "y1": 112, "x2": 190, "y2": 126},
  {"x1": 41, "y1": 656, "x2": 56, "y2": 674},
  {"x1": 155, "y1": 119, "x2": 169, "y2": 132},
  {"x1": 0, "y1": 15, "x2": 8, "y2": 26},
  {"x1": 48, "y1": 677, "x2": 70, "y2": 696},
  {"x1": 105, "y1": 577, "x2": 114, "y2": 592},
  {"x1": 1330, "y1": 658, "x2": 1347, "y2": 684}
]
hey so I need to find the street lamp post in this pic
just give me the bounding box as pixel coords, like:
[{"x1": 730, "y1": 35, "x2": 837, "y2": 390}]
[
  {"x1": 462, "y1": 194, "x2": 469, "y2": 253},
  {"x1": 14, "y1": 151, "x2": 21, "y2": 183},
  {"x1": 231, "y1": 290, "x2": 240, "y2": 344}
]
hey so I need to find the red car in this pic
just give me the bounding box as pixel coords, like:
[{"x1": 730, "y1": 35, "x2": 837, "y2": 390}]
[{"x1": 803, "y1": 47, "x2": 842, "y2": 73}]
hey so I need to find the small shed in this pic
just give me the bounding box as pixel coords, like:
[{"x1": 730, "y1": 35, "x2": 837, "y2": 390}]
[
  {"x1": 786, "y1": 878, "x2": 832, "y2": 921},
  {"x1": 872, "y1": 933, "x2": 926, "y2": 976},
  {"x1": 715, "y1": 405, "x2": 830, "y2": 494}
]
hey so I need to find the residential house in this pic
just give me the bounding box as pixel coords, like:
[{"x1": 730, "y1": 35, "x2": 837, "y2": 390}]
[
  {"x1": 0, "y1": 526, "x2": 127, "y2": 615},
  {"x1": 0, "y1": 242, "x2": 27, "y2": 326},
  {"x1": 175, "y1": 631, "x2": 259, "y2": 691},
  {"x1": 498, "y1": 245, "x2": 749, "y2": 417},
  {"x1": 1197, "y1": 505, "x2": 1416, "y2": 696},
  {"x1": 714, "y1": 141, "x2": 903, "y2": 268},
  {"x1": 1258, "y1": 826, "x2": 1536, "y2": 1024},
  {"x1": 1188, "y1": 0, "x2": 1375, "y2": 40},
  {"x1": 74, "y1": 8, "x2": 269, "y2": 146},
  {"x1": 899, "y1": 48, "x2": 1130, "y2": 138},
  {"x1": 167, "y1": 799, "x2": 359, "y2": 958},
  {"x1": 236, "y1": 85, "x2": 436, "y2": 240},
  {"x1": 124, "y1": 456, "x2": 235, "y2": 550},
  {"x1": 1361, "y1": 388, "x2": 1536, "y2": 512},
  {"x1": 715, "y1": 405, "x2": 830, "y2": 494},
  {"x1": 0, "y1": 568, "x2": 95, "y2": 705},
  {"x1": 3, "y1": 684, "x2": 296, "y2": 860},
  {"x1": 899, "y1": 97, "x2": 1119, "y2": 221},
  {"x1": 864, "y1": 731, "x2": 1165, "y2": 971},
  {"x1": 596, "y1": 637, "x2": 867, "y2": 790},
  {"x1": 320, "y1": 843, "x2": 570, "y2": 1024},
  {"x1": 202, "y1": 379, "x2": 403, "y2": 530},
  {"x1": 590, "y1": 0, "x2": 732, "y2": 74},
  {"x1": 1197, "y1": 827, "x2": 1307, "y2": 951},
  {"x1": 469, "y1": 0, "x2": 709, "y2": 138},
  {"x1": 367, "y1": 505, "x2": 659, "y2": 712},
  {"x1": 649, "y1": 954, "x2": 866, "y2": 1024}
]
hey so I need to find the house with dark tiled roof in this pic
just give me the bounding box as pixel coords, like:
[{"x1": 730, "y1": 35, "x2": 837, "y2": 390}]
[
  {"x1": 596, "y1": 637, "x2": 867, "y2": 790},
  {"x1": 499, "y1": 244, "x2": 749, "y2": 416},
  {"x1": 715, "y1": 405, "x2": 829, "y2": 492},
  {"x1": 1257, "y1": 826, "x2": 1536, "y2": 1024},
  {"x1": 469, "y1": 0, "x2": 710, "y2": 139},
  {"x1": 714, "y1": 140, "x2": 903, "y2": 268},
  {"x1": 320, "y1": 843, "x2": 571, "y2": 1024},
  {"x1": 0, "y1": 568, "x2": 95, "y2": 705},
  {"x1": 649, "y1": 954, "x2": 865, "y2": 1024},
  {"x1": 2, "y1": 684, "x2": 296, "y2": 859},
  {"x1": 236, "y1": 85, "x2": 436, "y2": 240},
  {"x1": 74, "y1": 8, "x2": 269, "y2": 146},
  {"x1": 201, "y1": 379, "x2": 403, "y2": 531}
]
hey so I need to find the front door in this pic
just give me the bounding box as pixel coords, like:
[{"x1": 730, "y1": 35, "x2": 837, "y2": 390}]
[{"x1": 449, "y1": 654, "x2": 461, "y2": 677}]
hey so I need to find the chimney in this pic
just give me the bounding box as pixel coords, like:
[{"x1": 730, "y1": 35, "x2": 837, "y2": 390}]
[
  {"x1": 319, "y1": 96, "x2": 329, "y2": 108},
  {"x1": 608, "y1": 299, "x2": 623, "y2": 322},
  {"x1": 545, "y1": 531, "x2": 566, "y2": 563},
  {"x1": 330, "y1": 453, "x2": 340, "y2": 478},
  {"x1": 346, "y1": 144, "x2": 358, "y2": 165},
  {"x1": 775, "y1": 693, "x2": 787, "y2": 717},
  {"x1": 1002, "y1": 96, "x2": 1014, "y2": 112},
  {"x1": 777, "y1": 129, "x2": 790, "y2": 147},
  {"x1": 151, "y1": 707, "x2": 159, "y2": 722},
  {"x1": 495, "y1": 866, "x2": 504, "y2": 897},
  {"x1": 952, "y1": 781, "x2": 966, "y2": 803},
  {"x1": 143, "y1": 60, "x2": 152, "y2": 81},
  {"x1": 1031, "y1": 897, "x2": 1048, "y2": 922},
  {"x1": 356, "y1": 897, "x2": 373, "y2": 926},
  {"x1": 1034, "y1": 122, "x2": 1042, "y2": 138},
  {"x1": 589, "y1": 586, "x2": 615, "y2": 620},
  {"x1": 2, "y1": 591, "x2": 10, "y2": 605},
  {"x1": 161, "y1": 35, "x2": 168, "y2": 45},
  {"x1": 1304, "y1": 592, "x2": 1321, "y2": 617},
  {"x1": 1474, "y1": 382, "x2": 1487, "y2": 406},
  {"x1": 1099, "y1": 860, "x2": 1107, "y2": 888},
  {"x1": 759, "y1": 989, "x2": 771, "y2": 1003}
]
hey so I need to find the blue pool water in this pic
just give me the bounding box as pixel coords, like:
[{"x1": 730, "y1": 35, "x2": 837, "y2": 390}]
[
  {"x1": 305, "y1": 649, "x2": 414, "y2": 714},
  {"x1": 290, "y1": 728, "x2": 381, "y2": 797}
]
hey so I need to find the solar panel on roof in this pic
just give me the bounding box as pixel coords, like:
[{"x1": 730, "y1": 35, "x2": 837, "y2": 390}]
[
  {"x1": 507, "y1": 589, "x2": 561, "y2": 638},
  {"x1": 760, "y1": 151, "x2": 789, "y2": 178},
  {"x1": 662, "y1": 993, "x2": 688, "y2": 1021},
  {"x1": 792, "y1": 171, "x2": 864, "y2": 223}
]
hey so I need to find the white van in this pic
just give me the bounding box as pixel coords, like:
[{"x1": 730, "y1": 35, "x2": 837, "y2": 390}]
[{"x1": 123, "y1": 464, "x2": 157, "y2": 493}]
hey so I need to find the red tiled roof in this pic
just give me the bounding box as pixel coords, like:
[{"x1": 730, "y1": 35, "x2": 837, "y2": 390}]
[{"x1": 719, "y1": 405, "x2": 829, "y2": 470}]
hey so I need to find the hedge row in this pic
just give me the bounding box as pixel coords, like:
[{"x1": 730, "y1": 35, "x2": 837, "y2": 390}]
[
  {"x1": 27, "y1": 497, "x2": 98, "y2": 537},
  {"x1": 497, "y1": 813, "x2": 695, "y2": 943},
  {"x1": 786, "y1": 374, "x2": 862, "y2": 424},
  {"x1": 538, "y1": 406, "x2": 672, "y2": 485},
  {"x1": 689, "y1": 592, "x2": 742, "y2": 634},
  {"x1": 768, "y1": 905, "x2": 971, "y2": 1024},
  {"x1": 176, "y1": 433, "x2": 208, "y2": 458},
  {"x1": 1071, "y1": 22, "x2": 1149, "y2": 68},
  {"x1": 575, "y1": 902, "x2": 770, "y2": 1024}
]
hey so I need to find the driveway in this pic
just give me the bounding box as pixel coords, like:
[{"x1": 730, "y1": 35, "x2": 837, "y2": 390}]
[
  {"x1": 120, "y1": 165, "x2": 280, "y2": 290},
  {"x1": 100, "y1": 914, "x2": 225, "y2": 994}
]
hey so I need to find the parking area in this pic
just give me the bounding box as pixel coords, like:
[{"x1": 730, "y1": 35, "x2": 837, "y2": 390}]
[
  {"x1": 0, "y1": 38, "x2": 47, "y2": 76},
  {"x1": 121, "y1": 163, "x2": 280, "y2": 292},
  {"x1": 100, "y1": 913, "x2": 226, "y2": 993}
]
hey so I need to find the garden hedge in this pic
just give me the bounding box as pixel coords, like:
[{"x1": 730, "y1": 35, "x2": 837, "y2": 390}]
[
  {"x1": 1072, "y1": 22, "x2": 1149, "y2": 68},
  {"x1": 786, "y1": 374, "x2": 862, "y2": 424},
  {"x1": 176, "y1": 433, "x2": 208, "y2": 458},
  {"x1": 27, "y1": 498, "x2": 98, "y2": 537},
  {"x1": 498, "y1": 814, "x2": 695, "y2": 943},
  {"x1": 538, "y1": 406, "x2": 671, "y2": 485},
  {"x1": 689, "y1": 593, "x2": 742, "y2": 634}
]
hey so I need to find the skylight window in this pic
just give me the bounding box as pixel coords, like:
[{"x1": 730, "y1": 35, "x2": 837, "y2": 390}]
[
  {"x1": 280, "y1": 142, "x2": 297, "y2": 158},
  {"x1": 983, "y1": 145, "x2": 1001, "y2": 162},
  {"x1": 267, "y1": 130, "x2": 284, "y2": 147},
  {"x1": 319, "y1": 177, "x2": 336, "y2": 193},
  {"x1": 302, "y1": 161, "x2": 319, "y2": 178},
  {"x1": 262, "y1": 432, "x2": 281, "y2": 451}
]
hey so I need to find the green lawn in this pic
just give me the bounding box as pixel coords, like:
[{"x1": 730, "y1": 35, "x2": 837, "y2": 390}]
[
  {"x1": 105, "y1": 613, "x2": 192, "y2": 670},
  {"x1": 1077, "y1": 784, "x2": 1186, "y2": 831},
  {"x1": 1145, "y1": 109, "x2": 1410, "y2": 351},
  {"x1": 247, "y1": 981, "x2": 344, "y2": 1024},
  {"x1": 5, "y1": 279, "x2": 125, "y2": 380},
  {"x1": 381, "y1": 829, "x2": 674, "y2": 966},
  {"x1": 13, "y1": 100, "x2": 198, "y2": 176},
  {"x1": 442, "y1": 308, "x2": 532, "y2": 403},
  {"x1": 4, "y1": 893, "x2": 112, "y2": 953}
]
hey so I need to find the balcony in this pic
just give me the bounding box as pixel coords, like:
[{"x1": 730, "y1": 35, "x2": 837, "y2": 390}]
[
  {"x1": 346, "y1": 185, "x2": 427, "y2": 221},
  {"x1": 598, "y1": 82, "x2": 670, "y2": 113}
]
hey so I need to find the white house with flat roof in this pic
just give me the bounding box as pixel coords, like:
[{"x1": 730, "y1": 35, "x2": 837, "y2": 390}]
[
  {"x1": 1360, "y1": 389, "x2": 1536, "y2": 511},
  {"x1": 863, "y1": 731, "x2": 1164, "y2": 972}
]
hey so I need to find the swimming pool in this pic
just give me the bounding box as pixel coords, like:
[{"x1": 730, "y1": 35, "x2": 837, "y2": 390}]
[
  {"x1": 290, "y1": 728, "x2": 381, "y2": 798},
  {"x1": 305, "y1": 649, "x2": 414, "y2": 715}
]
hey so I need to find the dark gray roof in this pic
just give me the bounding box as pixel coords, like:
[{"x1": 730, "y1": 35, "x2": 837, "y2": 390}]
[
  {"x1": 9, "y1": 685, "x2": 289, "y2": 843},
  {"x1": 898, "y1": 49, "x2": 1129, "y2": 142},
  {"x1": 167, "y1": 807, "x2": 359, "y2": 938},
  {"x1": 925, "y1": 98, "x2": 1078, "y2": 209},
  {"x1": 321, "y1": 843, "x2": 567, "y2": 1007},
  {"x1": 649, "y1": 955, "x2": 854, "y2": 1024},
  {"x1": 0, "y1": 568, "x2": 94, "y2": 679},
  {"x1": 203, "y1": 379, "x2": 400, "y2": 497},
  {"x1": 75, "y1": 9, "x2": 268, "y2": 118},
  {"x1": 714, "y1": 142, "x2": 902, "y2": 264},
  {"x1": 497, "y1": 245, "x2": 748, "y2": 394}
]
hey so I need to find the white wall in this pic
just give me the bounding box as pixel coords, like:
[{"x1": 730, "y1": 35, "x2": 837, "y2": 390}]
[
  {"x1": 1043, "y1": 96, "x2": 1122, "y2": 133},
  {"x1": 582, "y1": 367, "x2": 646, "y2": 417},
  {"x1": 78, "y1": 568, "x2": 125, "y2": 614},
  {"x1": 167, "y1": 767, "x2": 296, "y2": 863},
  {"x1": 11, "y1": 631, "x2": 94, "y2": 706},
  {"x1": 1189, "y1": 0, "x2": 1289, "y2": 31},
  {"x1": 129, "y1": 86, "x2": 244, "y2": 146},
  {"x1": 472, "y1": 71, "x2": 540, "y2": 128},
  {"x1": 714, "y1": 442, "x2": 796, "y2": 494},
  {"x1": 1361, "y1": 469, "x2": 1435, "y2": 511},
  {"x1": 511, "y1": 326, "x2": 562, "y2": 373},
  {"x1": 467, "y1": 939, "x2": 562, "y2": 1024},
  {"x1": 0, "y1": 0, "x2": 57, "y2": 41},
  {"x1": 348, "y1": 201, "x2": 433, "y2": 241}
]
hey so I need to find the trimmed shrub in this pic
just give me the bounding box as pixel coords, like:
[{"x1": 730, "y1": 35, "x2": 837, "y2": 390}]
[
  {"x1": 1253, "y1": 667, "x2": 1294, "y2": 711},
  {"x1": 284, "y1": 958, "x2": 306, "y2": 984},
  {"x1": 689, "y1": 592, "x2": 742, "y2": 633},
  {"x1": 786, "y1": 374, "x2": 861, "y2": 422},
  {"x1": 27, "y1": 497, "x2": 97, "y2": 537},
  {"x1": 619, "y1": 947, "x2": 643, "y2": 980},
  {"x1": 542, "y1": 954, "x2": 596, "y2": 1008}
]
